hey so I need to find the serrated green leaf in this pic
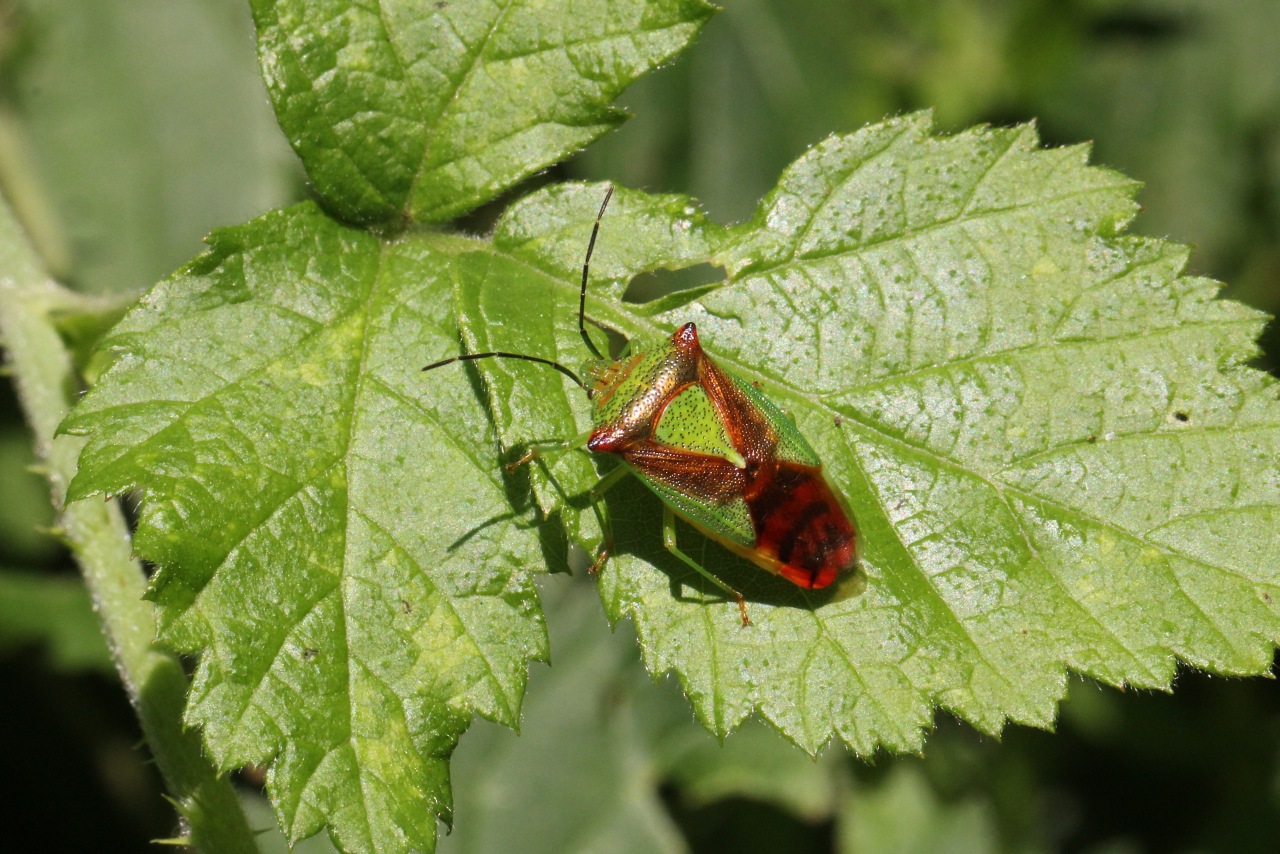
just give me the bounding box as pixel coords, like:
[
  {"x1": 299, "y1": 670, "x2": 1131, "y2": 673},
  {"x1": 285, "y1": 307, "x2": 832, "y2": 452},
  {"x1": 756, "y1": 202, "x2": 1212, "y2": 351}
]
[
  {"x1": 458, "y1": 114, "x2": 1280, "y2": 755},
  {"x1": 62, "y1": 202, "x2": 552, "y2": 854},
  {"x1": 252, "y1": 0, "x2": 714, "y2": 225}
]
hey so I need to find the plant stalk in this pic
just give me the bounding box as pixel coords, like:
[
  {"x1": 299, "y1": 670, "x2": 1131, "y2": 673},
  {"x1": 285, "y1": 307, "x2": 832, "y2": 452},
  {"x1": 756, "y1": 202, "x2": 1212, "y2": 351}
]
[{"x1": 0, "y1": 194, "x2": 260, "y2": 853}]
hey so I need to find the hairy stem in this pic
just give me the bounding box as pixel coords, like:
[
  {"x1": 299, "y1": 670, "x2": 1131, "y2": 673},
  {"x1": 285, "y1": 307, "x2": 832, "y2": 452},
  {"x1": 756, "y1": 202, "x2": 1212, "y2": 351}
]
[{"x1": 0, "y1": 195, "x2": 259, "y2": 853}]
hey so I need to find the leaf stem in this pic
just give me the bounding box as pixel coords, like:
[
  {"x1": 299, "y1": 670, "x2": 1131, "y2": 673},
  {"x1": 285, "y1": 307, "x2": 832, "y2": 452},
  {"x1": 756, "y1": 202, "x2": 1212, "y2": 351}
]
[{"x1": 0, "y1": 196, "x2": 260, "y2": 853}]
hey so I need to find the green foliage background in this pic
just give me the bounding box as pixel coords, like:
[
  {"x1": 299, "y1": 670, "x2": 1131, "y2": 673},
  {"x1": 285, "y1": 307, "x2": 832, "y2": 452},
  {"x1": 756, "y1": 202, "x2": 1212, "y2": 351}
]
[{"x1": 2, "y1": 1, "x2": 1279, "y2": 852}]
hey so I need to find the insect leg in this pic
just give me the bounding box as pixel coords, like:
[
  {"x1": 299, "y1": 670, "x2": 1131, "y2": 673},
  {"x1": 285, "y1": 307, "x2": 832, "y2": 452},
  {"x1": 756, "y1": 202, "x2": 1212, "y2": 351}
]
[
  {"x1": 585, "y1": 465, "x2": 629, "y2": 574},
  {"x1": 662, "y1": 506, "x2": 751, "y2": 627},
  {"x1": 505, "y1": 429, "x2": 594, "y2": 472}
]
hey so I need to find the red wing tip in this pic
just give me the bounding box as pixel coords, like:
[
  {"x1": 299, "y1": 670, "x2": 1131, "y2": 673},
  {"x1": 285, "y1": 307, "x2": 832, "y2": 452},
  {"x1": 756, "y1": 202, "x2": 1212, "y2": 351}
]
[{"x1": 779, "y1": 565, "x2": 839, "y2": 589}]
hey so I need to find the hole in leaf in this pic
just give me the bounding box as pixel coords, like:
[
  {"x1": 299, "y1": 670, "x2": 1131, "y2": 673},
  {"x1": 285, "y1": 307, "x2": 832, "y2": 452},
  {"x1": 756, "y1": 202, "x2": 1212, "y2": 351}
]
[{"x1": 623, "y1": 263, "x2": 725, "y2": 304}]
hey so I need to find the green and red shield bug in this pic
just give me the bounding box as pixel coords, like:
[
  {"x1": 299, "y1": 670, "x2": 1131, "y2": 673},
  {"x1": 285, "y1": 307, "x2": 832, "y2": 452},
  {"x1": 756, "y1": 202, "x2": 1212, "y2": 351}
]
[{"x1": 424, "y1": 187, "x2": 858, "y2": 625}]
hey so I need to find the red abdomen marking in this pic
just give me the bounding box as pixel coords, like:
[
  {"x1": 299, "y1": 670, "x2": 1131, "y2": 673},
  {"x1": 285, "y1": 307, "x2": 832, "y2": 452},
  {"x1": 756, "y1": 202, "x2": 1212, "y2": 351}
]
[{"x1": 747, "y1": 463, "x2": 857, "y2": 589}]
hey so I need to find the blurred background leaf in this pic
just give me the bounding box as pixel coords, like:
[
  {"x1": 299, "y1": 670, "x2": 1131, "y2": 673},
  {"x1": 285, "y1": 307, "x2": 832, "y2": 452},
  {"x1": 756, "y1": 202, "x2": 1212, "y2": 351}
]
[
  {"x1": 2, "y1": 1, "x2": 1279, "y2": 852},
  {"x1": 0, "y1": 570, "x2": 110, "y2": 671},
  {"x1": 0, "y1": 425, "x2": 56, "y2": 561},
  {"x1": 836, "y1": 763, "x2": 1006, "y2": 854},
  {"x1": 0, "y1": 0, "x2": 299, "y2": 295}
]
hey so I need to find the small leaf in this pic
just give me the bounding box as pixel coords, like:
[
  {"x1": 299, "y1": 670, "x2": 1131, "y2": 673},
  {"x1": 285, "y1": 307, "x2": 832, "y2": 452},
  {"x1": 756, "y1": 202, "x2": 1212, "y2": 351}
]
[
  {"x1": 63, "y1": 203, "x2": 550, "y2": 854},
  {"x1": 252, "y1": 0, "x2": 714, "y2": 225}
]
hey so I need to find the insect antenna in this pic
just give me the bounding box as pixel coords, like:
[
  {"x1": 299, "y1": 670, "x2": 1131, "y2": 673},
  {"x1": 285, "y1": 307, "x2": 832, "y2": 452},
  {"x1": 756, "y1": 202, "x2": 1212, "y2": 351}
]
[
  {"x1": 421, "y1": 351, "x2": 586, "y2": 390},
  {"x1": 578, "y1": 185, "x2": 614, "y2": 360},
  {"x1": 424, "y1": 185, "x2": 614, "y2": 391}
]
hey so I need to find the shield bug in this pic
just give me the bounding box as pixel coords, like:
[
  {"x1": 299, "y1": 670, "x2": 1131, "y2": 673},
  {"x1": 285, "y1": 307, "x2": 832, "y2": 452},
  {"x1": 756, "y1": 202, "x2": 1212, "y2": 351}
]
[{"x1": 424, "y1": 187, "x2": 858, "y2": 625}]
